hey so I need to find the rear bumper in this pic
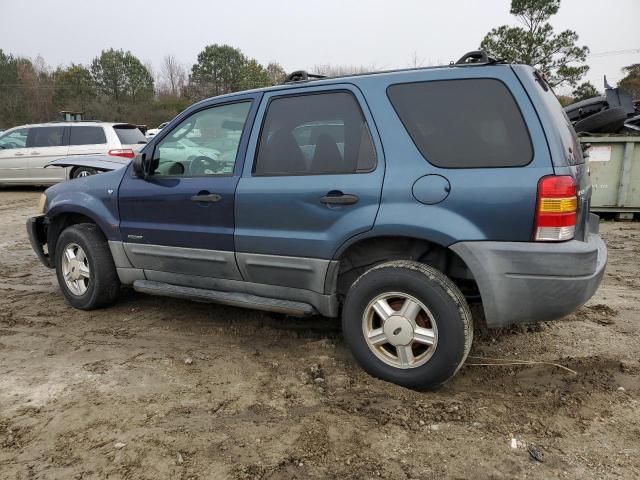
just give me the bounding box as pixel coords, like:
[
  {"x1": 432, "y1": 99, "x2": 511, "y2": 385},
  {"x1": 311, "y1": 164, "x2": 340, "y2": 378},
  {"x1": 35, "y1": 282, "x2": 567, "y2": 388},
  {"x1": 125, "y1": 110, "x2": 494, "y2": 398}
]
[
  {"x1": 26, "y1": 215, "x2": 52, "y2": 268},
  {"x1": 451, "y1": 214, "x2": 607, "y2": 327}
]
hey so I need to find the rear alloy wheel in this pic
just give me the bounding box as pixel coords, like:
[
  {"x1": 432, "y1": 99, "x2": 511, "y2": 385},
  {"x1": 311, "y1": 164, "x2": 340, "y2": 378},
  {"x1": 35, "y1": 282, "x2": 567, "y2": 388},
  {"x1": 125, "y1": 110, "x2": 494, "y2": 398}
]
[
  {"x1": 342, "y1": 260, "x2": 473, "y2": 390},
  {"x1": 362, "y1": 292, "x2": 438, "y2": 369},
  {"x1": 72, "y1": 167, "x2": 98, "y2": 178}
]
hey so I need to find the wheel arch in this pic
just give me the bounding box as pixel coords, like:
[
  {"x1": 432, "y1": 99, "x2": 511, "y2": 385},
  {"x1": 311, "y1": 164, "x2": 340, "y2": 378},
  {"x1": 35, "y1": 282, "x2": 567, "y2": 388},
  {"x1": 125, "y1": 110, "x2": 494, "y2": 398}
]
[
  {"x1": 46, "y1": 210, "x2": 110, "y2": 262},
  {"x1": 330, "y1": 234, "x2": 480, "y2": 301}
]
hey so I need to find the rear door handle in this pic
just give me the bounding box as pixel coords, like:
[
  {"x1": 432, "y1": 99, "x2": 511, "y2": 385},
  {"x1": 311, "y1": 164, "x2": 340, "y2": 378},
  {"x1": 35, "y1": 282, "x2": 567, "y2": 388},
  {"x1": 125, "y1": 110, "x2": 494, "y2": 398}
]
[
  {"x1": 30, "y1": 151, "x2": 40, "y2": 155},
  {"x1": 320, "y1": 191, "x2": 359, "y2": 205},
  {"x1": 191, "y1": 193, "x2": 221, "y2": 202},
  {"x1": 15, "y1": 152, "x2": 24, "y2": 156}
]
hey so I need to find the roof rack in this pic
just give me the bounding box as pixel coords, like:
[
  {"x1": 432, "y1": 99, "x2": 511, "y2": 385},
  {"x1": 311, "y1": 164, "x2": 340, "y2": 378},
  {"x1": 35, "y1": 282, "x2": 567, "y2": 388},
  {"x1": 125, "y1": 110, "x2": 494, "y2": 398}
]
[
  {"x1": 282, "y1": 50, "x2": 505, "y2": 85},
  {"x1": 283, "y1": 70, "x2": 327, "y2": 84},
  {"x1": 455, "y1": 50, "x2": 502, "y2": 65}
]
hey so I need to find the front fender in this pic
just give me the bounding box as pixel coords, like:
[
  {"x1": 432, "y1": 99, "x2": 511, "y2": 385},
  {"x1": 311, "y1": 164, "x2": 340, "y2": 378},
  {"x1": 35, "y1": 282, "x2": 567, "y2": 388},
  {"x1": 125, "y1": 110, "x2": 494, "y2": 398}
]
[{"x1": 44, "y1": 168, "x2": 125, "y2": 241}]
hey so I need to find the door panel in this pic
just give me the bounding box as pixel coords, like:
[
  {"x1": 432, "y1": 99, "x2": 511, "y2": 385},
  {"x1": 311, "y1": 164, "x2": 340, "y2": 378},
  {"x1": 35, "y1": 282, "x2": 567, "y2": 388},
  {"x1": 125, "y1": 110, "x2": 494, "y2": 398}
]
[
  {"x1": 26, "y1": 126, "x2": 68, "y2": 183},
  {"x1": 235, "y1": 85, "x2": 385, "y2": 290},
  {"x1": 0, "y1": 128, "x2": 30, "y2": 183},
  {"x1": 118, "y1": 95, "x2": 260, "y2": 281}
]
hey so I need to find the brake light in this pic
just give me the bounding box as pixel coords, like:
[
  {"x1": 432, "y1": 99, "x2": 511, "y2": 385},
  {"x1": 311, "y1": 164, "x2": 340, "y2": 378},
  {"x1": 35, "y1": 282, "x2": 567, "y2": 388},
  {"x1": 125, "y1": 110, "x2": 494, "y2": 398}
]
[
  {"x1": 108, "y1": 148, "x2": 135, "y2": 159},
  {"x1": 534, "y1": 175, "x2": 577, "y2": 241}
]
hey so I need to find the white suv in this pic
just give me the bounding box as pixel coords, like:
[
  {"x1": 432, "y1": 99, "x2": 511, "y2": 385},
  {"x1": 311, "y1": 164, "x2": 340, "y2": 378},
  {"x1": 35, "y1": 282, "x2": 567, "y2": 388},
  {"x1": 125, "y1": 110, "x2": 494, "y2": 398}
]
[{"x1": 0, "y1": 122, "x2": 147, "y2": 185}]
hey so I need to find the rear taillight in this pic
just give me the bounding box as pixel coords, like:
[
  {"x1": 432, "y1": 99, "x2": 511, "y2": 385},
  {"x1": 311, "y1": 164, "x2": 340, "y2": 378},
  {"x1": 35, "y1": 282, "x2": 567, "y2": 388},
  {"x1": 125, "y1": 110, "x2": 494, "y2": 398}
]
[
  {"x1": 534, "y1": 175, "x2": 577, "y2": 241},
  {"x1": 108, "y1": 148, "x2": 135, "y2": 159}
]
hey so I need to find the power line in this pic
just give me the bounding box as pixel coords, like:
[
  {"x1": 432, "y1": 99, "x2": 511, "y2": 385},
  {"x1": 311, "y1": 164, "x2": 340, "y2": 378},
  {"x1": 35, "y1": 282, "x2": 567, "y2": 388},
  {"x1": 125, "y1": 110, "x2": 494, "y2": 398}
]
[{"x1": 588, "y1": 48, "x2": 640, "y2": 58}]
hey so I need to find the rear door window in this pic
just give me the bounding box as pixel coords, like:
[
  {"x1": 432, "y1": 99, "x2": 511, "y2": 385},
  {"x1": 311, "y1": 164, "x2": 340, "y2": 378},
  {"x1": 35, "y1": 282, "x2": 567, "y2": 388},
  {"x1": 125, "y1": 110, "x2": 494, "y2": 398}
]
[
  {"x1": 27, "y1": 127, "x2": 66, "y2": 148},
  {"x1": 70, "y1": 126, "x2": 107, "y2": 145},
  {"x1": 387, "y1": 79, "x2": 533, "y2": 168},
  {"x1": 113, "y1": 125, "x2": 147, "y2": 145},
  {"x1": 254, "y1": 91, "x2": 376, "y2": 176}
]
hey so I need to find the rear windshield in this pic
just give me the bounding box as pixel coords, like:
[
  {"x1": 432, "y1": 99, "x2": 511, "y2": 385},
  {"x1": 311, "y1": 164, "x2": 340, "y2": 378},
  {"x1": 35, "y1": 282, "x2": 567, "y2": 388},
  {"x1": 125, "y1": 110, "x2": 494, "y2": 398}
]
[
  {"x1": 387, "y1": 78, "x2": 533, "y2": 168},
  {"x1": 114, "y1": 125, "x2": 147, "y2": 145}
]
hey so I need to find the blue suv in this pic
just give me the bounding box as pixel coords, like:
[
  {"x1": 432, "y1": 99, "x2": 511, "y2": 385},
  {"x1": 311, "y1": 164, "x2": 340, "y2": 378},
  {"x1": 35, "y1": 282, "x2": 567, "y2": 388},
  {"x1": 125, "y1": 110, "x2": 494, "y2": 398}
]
[{"x1": 27, "y1": 52, "x2": 607, "y2": 390}]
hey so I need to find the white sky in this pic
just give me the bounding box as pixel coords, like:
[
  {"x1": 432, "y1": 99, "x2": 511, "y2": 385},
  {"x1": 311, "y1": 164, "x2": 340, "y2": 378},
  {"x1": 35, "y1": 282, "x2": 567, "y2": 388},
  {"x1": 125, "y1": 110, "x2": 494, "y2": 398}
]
[{"x1": 1, "y1": 0, "x2": 639, "y2": 94}]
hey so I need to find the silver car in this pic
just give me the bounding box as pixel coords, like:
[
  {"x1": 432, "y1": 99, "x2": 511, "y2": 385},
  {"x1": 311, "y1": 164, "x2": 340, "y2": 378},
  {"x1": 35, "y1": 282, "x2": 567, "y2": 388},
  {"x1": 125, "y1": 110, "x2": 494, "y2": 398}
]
[{"x1": 0, "y1": 122, "x2": 147, "y2": 185}]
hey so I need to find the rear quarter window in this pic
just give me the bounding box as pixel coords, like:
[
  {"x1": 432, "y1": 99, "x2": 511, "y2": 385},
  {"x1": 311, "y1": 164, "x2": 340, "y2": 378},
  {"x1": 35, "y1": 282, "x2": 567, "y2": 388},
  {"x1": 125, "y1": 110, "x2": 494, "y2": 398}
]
[
  {"x1": 70, "y1": 126, "x2": 107, "y2": 145},
  {"x1": 387, "y1": 78, "x2": 533, "y2": 168},
  {"x1": 113, "y1": 125, "x2": 147, "y2": 145}
]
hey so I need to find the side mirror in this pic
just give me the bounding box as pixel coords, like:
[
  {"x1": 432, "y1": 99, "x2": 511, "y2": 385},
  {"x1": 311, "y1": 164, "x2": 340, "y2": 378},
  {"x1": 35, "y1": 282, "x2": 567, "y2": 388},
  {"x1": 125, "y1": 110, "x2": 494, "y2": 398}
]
[{"x1": 132, "y1": 153, "x2": 147, "y2": 179}]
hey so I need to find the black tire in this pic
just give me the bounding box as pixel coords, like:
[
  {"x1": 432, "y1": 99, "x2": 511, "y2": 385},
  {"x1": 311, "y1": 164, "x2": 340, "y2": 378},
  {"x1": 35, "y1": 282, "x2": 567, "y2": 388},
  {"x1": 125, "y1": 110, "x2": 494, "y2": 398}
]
[
  {"x1": 574, "y1": 106, "x2": 627, "y2": 134},
  {"x1": 564, "y1": 96, "x2": 606, "y2": 121},
  {"x1": 342, "y1": 260, "x2": 473, "y2": 390},
  {"x1": 72, "y1": 167, "x2": 99, "y2": 179},
  {"x1": 54, "y1": 223, "x2": 120, "y2": 310}
]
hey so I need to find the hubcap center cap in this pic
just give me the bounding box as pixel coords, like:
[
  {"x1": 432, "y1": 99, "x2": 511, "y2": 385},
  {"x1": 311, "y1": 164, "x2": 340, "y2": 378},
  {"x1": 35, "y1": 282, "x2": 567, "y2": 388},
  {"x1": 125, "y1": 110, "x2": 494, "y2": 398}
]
[
  {"x1": 68, "y1": 259, "x2": 82, "y2": 280},
  {"x1": 383, "y1": 315, "x2": 414, "y2": 346}
]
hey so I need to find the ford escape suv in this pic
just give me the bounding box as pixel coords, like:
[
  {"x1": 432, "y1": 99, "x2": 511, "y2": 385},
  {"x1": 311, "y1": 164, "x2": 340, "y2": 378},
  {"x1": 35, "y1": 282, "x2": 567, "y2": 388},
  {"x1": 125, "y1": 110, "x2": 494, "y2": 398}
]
[{"x1": 27, "y1": 52, "x2": 607, "y2": 390}]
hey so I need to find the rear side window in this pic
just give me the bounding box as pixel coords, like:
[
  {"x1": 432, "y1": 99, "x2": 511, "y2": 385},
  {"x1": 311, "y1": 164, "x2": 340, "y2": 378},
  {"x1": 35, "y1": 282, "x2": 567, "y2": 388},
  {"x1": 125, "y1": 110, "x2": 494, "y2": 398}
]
[
  {"x1": 387, "y1": 79, "x2": 533, "y2": 168},
  {"x1": 70, "y1": 126, "x2": 107, "y2": 145},
  {"x1": 113, "y1": 125, "x2": 147, "y2": 145},
  {"x1": 534, "y1": 73, "x2": 583, "y2": 165},
  {"x1": 27, "y1": 127, "x2": 66, "y2": 148},
  {"x1": 254, "y1": 91, "x2": 376, "y2": 176}
]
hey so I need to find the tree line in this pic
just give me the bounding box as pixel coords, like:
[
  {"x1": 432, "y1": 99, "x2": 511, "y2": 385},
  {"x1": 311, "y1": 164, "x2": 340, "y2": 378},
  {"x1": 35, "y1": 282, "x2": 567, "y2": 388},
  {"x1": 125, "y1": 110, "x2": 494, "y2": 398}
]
[{"x1": 0, "y1": 45, "x2": 286, "y2": 129}]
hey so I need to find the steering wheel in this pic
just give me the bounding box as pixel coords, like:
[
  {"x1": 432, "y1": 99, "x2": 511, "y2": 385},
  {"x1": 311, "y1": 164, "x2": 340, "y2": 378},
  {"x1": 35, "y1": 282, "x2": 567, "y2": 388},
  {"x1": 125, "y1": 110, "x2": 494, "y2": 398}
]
[{"x1": 189, "y1": 155, "x2": 226, "y2": 176}]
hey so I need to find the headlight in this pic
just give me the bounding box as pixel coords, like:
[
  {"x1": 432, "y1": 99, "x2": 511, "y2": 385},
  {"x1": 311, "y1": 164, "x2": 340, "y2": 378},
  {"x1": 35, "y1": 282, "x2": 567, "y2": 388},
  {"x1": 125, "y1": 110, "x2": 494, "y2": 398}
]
[{"x1": 37, "y1": 193, "x2": 47, "y2": 214}]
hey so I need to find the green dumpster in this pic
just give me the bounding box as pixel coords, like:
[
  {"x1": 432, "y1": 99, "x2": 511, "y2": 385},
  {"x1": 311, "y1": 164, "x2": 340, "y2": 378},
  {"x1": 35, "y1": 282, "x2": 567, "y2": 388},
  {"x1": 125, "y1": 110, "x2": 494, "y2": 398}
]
[{"x1": 579, "y1": 136, "x2": 640, "y2": 213}]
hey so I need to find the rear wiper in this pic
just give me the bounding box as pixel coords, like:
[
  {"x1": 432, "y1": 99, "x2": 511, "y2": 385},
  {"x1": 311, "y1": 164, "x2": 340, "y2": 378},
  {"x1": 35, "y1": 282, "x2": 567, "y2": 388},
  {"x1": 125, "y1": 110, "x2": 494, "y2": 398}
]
[{"x1": 137, "y1": 141, "x2": 148, "y2": 144}]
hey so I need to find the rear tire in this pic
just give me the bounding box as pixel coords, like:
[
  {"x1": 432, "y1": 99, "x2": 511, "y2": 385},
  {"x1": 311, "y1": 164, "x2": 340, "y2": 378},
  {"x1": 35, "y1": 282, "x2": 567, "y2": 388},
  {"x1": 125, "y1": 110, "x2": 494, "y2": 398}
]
[
  {"x1": 54, "y1": 223, "x2": 120, "y2": 310},
  {"x1": 574, "y1": 106, "x2": 627, "y2": 134},
  {"x1": 72, "y1": 167, "x2": 99, "y2": 178},
  {"x1": 342, "y1": 260, "x2": 473, "y2": 390}
]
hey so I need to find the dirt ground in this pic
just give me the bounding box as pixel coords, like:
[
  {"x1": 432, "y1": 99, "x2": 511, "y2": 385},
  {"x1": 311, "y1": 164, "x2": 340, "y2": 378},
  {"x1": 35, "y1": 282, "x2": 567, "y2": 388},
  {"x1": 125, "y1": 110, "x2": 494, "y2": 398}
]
[{"x1": 0, "y1": 187, "x2": 638, "y2": 480}]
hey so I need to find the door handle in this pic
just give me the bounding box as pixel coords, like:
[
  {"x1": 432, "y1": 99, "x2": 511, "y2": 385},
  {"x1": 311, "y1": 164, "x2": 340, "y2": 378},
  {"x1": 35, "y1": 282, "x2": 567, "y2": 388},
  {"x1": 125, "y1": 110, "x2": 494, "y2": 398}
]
[
  {"x1": 15, "y1": 152, "x2": 24, "y2": 156},
  {"x1": 320, "y1": 191, "x2": 359, "y2": 205},
  {"x1": 30, "y1": 151, "x2": 40, "y2": 155},
  {"x1": 191, "y1": 193, "x2": 222, "y2": 202}
]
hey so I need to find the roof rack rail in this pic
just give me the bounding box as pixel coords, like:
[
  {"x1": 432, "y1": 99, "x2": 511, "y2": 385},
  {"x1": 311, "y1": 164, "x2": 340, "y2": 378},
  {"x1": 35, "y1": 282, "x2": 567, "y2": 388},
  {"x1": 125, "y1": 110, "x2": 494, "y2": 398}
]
[
  {"x1": 455, "y1": 50, "x2": 503, "y2": 65},
  {"x1": 283, "y1": 70, "x2": 327, "y2": 84}
]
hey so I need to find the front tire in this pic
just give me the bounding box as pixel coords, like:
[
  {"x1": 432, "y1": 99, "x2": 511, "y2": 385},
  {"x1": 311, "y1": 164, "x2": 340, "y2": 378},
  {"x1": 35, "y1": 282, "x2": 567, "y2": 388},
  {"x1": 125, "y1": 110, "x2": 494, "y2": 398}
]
[
  {"x1": 342, "y1": 260, "x2": 473, "y2": 390},
  {"x1": 54, "y1": 224, "x2": 120, "y2": 310}
]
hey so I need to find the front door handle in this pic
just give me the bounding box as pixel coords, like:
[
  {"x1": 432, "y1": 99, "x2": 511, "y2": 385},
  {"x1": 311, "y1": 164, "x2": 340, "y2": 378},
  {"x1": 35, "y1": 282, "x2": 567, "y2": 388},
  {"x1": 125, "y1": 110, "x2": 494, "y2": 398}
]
[
  {"x1": 30, "y1": 151, "x2": 40, "y2": 155},
  {"x1": 15, "y1": 152, "x2": 24, "y2": 156},
  {"x1": 320, "y1": 191, "x2": 359, "y2": 205},
  {"x1": 191, "y1": 193, "x2": 221, "y2": 202}
]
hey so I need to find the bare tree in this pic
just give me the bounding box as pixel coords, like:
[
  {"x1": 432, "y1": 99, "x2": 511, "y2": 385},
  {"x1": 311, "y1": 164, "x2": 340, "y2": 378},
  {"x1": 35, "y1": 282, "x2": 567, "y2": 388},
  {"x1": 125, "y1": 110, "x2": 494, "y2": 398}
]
[
  {"x1": 160, "y1": 54, "x2": 186, "y2": 97},
  {"x1": 408, "y1": 51, "x2": 426, "y2": 68},
  {"x1": 311, "y1": 64, "x2": 377, "y2": 77}
]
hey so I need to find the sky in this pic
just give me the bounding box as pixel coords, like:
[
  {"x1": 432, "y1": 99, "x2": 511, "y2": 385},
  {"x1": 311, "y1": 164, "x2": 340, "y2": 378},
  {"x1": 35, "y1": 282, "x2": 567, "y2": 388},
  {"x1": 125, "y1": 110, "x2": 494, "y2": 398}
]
[{"x1": 1, "y1": 0, "x2": 639, "y2": 94}]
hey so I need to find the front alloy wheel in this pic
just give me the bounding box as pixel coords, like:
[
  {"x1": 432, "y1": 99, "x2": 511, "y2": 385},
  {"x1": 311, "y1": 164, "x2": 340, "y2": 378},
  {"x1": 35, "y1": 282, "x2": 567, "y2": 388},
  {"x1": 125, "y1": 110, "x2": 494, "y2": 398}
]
[{"x1": 61, "y1": 243, "x2": 90, "y2": 295}]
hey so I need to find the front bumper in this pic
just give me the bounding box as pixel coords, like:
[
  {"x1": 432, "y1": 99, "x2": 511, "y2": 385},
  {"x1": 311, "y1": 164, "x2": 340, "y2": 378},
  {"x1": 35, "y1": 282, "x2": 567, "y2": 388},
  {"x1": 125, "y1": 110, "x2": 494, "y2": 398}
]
[
  {"x1": 26, "y1": 215, "x2": 52, "y2": 268},
  {"x1": 451, "y1": 214, "x2": 607, "y2": 327}
]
